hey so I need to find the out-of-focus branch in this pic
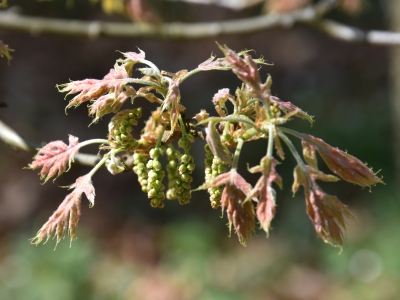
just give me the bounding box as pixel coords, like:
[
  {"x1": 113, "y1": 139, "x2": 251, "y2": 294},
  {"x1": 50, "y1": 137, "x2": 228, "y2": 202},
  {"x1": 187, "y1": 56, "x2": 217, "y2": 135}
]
[
  {"x1": 0, "y1": 119, "x2": 100, "y2": 166},
  {"x1": 315, "y1": 19, "x2": 400, "y2": 45},
  {"x1": 0, "y1": 0, "x2": 339, "y2": 39},
  {"x1": 1, "y1": 0, "x2": 400, "y2": 45}
]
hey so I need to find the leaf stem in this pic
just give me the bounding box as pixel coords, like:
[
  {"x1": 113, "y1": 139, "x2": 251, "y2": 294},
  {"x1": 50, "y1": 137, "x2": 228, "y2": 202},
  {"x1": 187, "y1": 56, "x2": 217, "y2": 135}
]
[
  {"x1": 78, "y1": 139, "x2": 109, "y2": 148},
  {"x1": 232, "y1": 138, "x2": 244, "y2": 171}
]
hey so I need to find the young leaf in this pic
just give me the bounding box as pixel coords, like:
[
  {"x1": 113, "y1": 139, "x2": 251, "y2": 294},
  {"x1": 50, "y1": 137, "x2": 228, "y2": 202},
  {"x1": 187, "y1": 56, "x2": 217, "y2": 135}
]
[
  {"x1": 270, "y1": 96, "x2": 314, "y2": 125},
  {"x1": 58, "y1": 63, "x2": 131, "y2": 110},
  {"x1": 293, "y1": 166, "x2": 355, "y2": 247},
  {"x1": 205, "y1": 121, "x2": 232, "y2": 164},
  {"x1": 198, "y1": 170, "x2": 255, "y2": 245},
  {"x1": 248, "y1": 157, "x2": 282, "y2": 235},
  {"x1": 162, "y1": 80, "x2": 181, "y2": 134},
  {"x1": 29, "y1": 135, "x2": 80, "y2": 183},
  {"x1": 303, "y1": 134, "x2": 383, "y2": 187},
  {"x1": 198, "y1": 55, "x2": 231, "y2": 71},
  {"x1": 30, "y1": 175, "x2": 95, "y2": 246}
]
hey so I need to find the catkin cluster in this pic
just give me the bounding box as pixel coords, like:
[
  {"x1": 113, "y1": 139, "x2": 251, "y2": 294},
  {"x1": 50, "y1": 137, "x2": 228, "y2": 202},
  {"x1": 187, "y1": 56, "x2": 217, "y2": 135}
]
[
  {"x1": 132, "y1": 153, "x2": 149, "y2": 193},
  {"x1": 204, "y1": 144, "x2": 226, "y2": 208},
  {"x1": 146, "y1": 147, "x2": 166, "y2": 208},
  {"x1": 166, "y1": 145, "x2": 180, "y2": 200},
  {"x1": 108, "y1": 108, "x2": 142, "y2": 150}
]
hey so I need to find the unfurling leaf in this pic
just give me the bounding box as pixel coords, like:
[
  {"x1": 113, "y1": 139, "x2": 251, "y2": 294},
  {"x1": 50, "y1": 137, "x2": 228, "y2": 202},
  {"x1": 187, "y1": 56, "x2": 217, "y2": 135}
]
[
  {"x1": 58, "y1": 63, "x2": 130, "y2": 110},
  {"x1": 29, "y1": 135, "x2": 80, "y2": 183},
  {"x1": 89, "y1": 88, "x2": 134, "y2": 123},
  {"x1": 303, "y1": 134, "x2": 383, "y2": 187},
  {"x1": 198, "y1": 170, "x2": 255, "y2": 245},
  {"x1": 162, "y1": 80, "x2": 181, "y2": 134},
  {"x1": 30, "y1": 176, "x2": 95, "y2": 246},
  {"x1": 205, "y1": 121, "x2": 232, "y2": 164},
  {"x1": 270, "y1": 96, "x2": 314, "y2": 125},
  {"x1": 219, "y1": 45, "x2": 261, "y2": 88},
  {"x1": 249, "y1": 157, "x2": 282, "y2": 235},
  {"x1": 198, "y1": 55, "x2": 231, "y2": 71},
  {"x1": 293, "y1": 166, "x2": 355, "y2": 247}
]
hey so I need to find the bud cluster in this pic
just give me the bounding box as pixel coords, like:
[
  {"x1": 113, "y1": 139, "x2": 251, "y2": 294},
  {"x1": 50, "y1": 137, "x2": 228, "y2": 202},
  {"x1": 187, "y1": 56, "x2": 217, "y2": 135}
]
[
  {"x1": 204, "y1": 144, "x2": 226, "y2": 208},
  {"x1": 108, "y1": 108, "x2": 142, "y2": 150},
  {"x1": 146, "y1": 147, "x2": 166, "y2": 208},
  {"x1": 269, "y1": 103, "x2": 281, "y2": 118}
]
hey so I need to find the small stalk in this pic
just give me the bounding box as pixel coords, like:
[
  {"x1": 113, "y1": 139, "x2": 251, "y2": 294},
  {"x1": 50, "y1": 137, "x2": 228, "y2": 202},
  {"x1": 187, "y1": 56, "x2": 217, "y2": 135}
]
[
  {"x1": 180, "y1": 68, "x2": 202, "y2": 83},
  {"x1": 156, "y1": 124, "x2": 167, "y2": 148},
  {"x1": 78, "y1": 139, "x2": 110, "y2": 148},
  {"x1": 276, "y1": 129, "x2": 313, "y2": 189}
]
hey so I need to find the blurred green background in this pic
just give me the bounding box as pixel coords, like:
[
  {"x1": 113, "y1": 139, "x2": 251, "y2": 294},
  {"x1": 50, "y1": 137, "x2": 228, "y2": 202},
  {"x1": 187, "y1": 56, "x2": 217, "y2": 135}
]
[{"x1": 0, "y1": 0, "x2": 398, "y2": 299}]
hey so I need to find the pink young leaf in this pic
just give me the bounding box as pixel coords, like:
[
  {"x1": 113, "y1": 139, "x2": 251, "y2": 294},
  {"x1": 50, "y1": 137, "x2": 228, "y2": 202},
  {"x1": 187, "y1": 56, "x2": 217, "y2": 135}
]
[
  {"x1": 293, "y1": 166, "x2": 355, "y2": 247},
  {"x1": 198, "y1": 170, "x2": 255, "y2": 245},
  {"x1": 122, "y1": 49, "x2": 146, "y2": 63},
  {"x1": 198, "y1": 55, "x2": 231, "y2": 71},
  {"x1": 58, "y1": 63, "x2": 131, "y2": 110},
  {"x1": 89, "y1": 86, "x2": 136, "y2": 122},
  {"x1": 270, "y1": 96, "x2": 314, "y2": 125},
  {"x1": 303, "y1": 134, "x2": 383, "y2": 187},
  {"x1": 29, "y1": 135, "x2": 80, "y2": 183},
  {"x1": 30, "y1": 175, "x2": 95, "y2": 246},
  {"x1": 249, "y1": 157, "x2": 282, "y2": 235}
]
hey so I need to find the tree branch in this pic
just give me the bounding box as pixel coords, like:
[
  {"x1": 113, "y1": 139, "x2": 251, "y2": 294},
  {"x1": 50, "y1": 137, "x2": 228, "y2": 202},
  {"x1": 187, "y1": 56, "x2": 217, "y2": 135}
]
[
  {"x1": 0, "y1": 118, "x2": 100, "y2": 166},
  {"x1": 0, "y1": 1, "x2": 338, "y2": 39},
  {"x1": 1, "y1": 0, "x2": 399, "y2": 45},
  {"x1": 315, "y1": 19, "x2": 400, "y2": 45}
]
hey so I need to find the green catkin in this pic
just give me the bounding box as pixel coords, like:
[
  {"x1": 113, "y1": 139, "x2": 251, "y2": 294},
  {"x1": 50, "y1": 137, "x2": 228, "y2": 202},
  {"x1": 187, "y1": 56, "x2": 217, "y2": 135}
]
[
  {"x1": 146, "y1": 146, "x2": 166, "y2": 208},
  {"x1": 175, "y1": 134, "x2": 195, "y2": 205},
  {"x1": 108, "y1": 108, "x2": 142, "y2": 150},
  {"x1": 166, "y1": 145, "x2": 180, "y2": 200},
  {"x1": 132, "y1": 153, "x2": 149, "y2": 193},
  {"x1": 204, "y1": 144, "x2": 226, "y2": 208}
]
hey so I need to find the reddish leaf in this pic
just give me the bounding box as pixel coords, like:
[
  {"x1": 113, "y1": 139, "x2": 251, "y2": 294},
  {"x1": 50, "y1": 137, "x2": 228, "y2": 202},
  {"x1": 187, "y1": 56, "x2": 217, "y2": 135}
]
[
  {"x1": 270, "y1": 96, "x2": 314, "y2": 125},
  {"x1": 29, "y1": 135, "x2": 80, "y2": 183},
  {"x1": 165, "y1": 80, "x2": 181, "y2": 134},
  {"x1": 58, "y1": 63, "x2": 131, "y2": 110},
  {"x1": 30, "y1": 176, "x2": 95, "y2": 246},
  {"x1": 249, "y1": 157, "x2": 282, "y2": 235},
  {"x1": 122, "y1": 49, "x2": 146, "y2": 62},
  {"x1": 89, "y1": 86, "x2": 136, "y2": 122},
  {"x1": 303, "y1": 134, "x2": 383, "y2": 187},
  {"x1": 198, "y1": 55, "x2": 231, "y2": 71},
  {"x1": 293, "y1": 166, "x2": 355, "y2": 247},
  {"x1": 220, "y1": 45, "x2": 261, "y2": 88},
  {"x1": 199, "y1": 170, "x2": 255, "y2": 245}
]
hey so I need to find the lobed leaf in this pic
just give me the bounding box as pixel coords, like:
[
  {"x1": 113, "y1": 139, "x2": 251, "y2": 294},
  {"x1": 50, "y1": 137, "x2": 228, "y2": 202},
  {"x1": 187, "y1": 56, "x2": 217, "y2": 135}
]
[
  {"x1": 303, "y1": 134, "x2": 383, "y2": 187},
  {"x1": 58, "y1": 63, "x2": 131, "y2": 110},
  {"x1": 29, "y1": 135, "x2": 80, "y2": 183},
  {"x1": 270, "y1": 96, "x2": 314, "y2": 125},
  {"x1": 293, "y1": 166, "x2": 355, "y2": 247},
  {"x1": 249, "y1": 157, "x2": 282, "y2": 235},
  {"x1": 30, "y1": 176, "x2": 95, "y2": 246},
  {"x1": 198, "y1": 170, "x2": 255, "y2": 245}
]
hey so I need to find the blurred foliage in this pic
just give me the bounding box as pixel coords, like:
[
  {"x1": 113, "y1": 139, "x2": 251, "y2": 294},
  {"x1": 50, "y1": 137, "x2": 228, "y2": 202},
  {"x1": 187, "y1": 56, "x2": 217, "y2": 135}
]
[{"x1": 1, "y1": 188, "x2": 399, "y2": 300}]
